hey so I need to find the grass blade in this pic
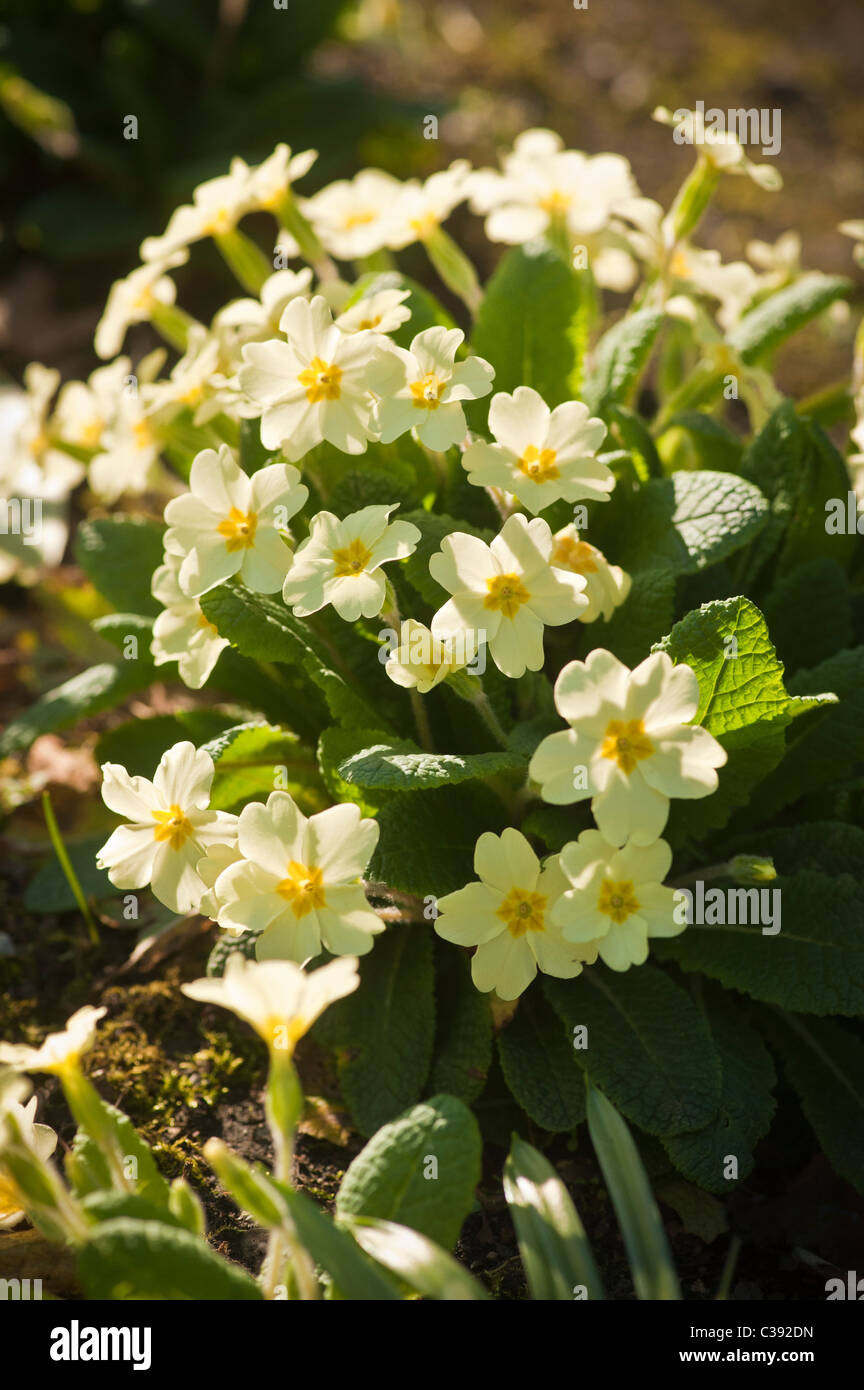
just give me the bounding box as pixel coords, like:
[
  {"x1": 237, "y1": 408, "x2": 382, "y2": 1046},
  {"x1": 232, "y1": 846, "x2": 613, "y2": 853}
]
[{"x1": 503, "y1": 1135, "x2": 605, "y2": 1301}]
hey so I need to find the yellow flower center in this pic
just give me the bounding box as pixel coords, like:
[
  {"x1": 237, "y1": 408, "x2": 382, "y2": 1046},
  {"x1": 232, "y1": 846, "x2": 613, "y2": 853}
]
[
  {"x1": 217, "y1": 506, "x2": 258, "y2": 552},
  {"x1": 409, "y1": 211, "x2": 439, "y2": 240},
  {"x1": 78, "y1": 416, "x2": 105, "y2": 449},
  {"x1": 551, "y1": 536, "x2": 598, "y2": 574},
  {"x1": 670, "y1": 249, "x2": 691, "y2": 279},
  {"x1": 597, "y1": 878, "x2": 641, "y2": 925},
  {"x1": 276, "y1": 861, "x2": 326, "y2": 919},
  {"x1": 197, "y1": 611, "x2": 219, "y2": 634},
  {"x1": 518, "y1": 444, "x2": 559, "y2": 483},
  {"x1": 28, "y1": 430, "x2": 49, "y2": 459},
  {"x1": 178, "y1": 383, "x2": 204, "y2": 407},
  {"x1": 298, "y1": 356, "x2": 343, "y2": 404},
  {"x1": 409, "y1": 373, "x2": 446, "y2": 409},
  {"x1": 600, "y1": 718, "x2": 654, "y2": 775},
  {"x1": 356, "y1": 315, "x2": 381, "y2": 330},
  {"x1": 343, "y1": 209, "x2": 376, "y2": 229},
  {"x1": 132, "y1": 417, "x2": 156, "y2": 451},
  {"x1": 484, "y1": 571, "x2": 531, "y2": 619},
  {"x1": 152, "y1": 804, "x2": 196, "y2": 850},
  {"x1": 496, "y1": 886, "x2": 547, "y2": 938},
  {"x1": 0, "y1": 1171, "x2": 24, "y2": 1223},
  {"x1": 332, "y1": 537, "x2": 374, "y2": 577},
  {"x1": 205, "y1": 206, "x2": 234, "y2": 237},
  {"x1": 539, "y1": 189, "x2": 572, "y2": 215}
]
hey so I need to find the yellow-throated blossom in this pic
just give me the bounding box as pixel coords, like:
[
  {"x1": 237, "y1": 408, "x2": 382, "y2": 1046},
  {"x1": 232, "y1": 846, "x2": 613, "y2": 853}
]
[
  {"x1": 529, "y1": 649, "x2": 727, "y2": 845},
  {"x1": 207, "y1": 792, "x2": 383, "y2": 962},
  {"x1": 552, "y1": 829, "x2": 682, "y2": 971},
  {"x1": 550, "y1": 526, "x2": 631, "y2": 622},
  {"x1": 239, "y1": 295, "x2": 385, "y2": 460},
  {"x1": 183, "y1": 955, "x2": 358, "y2": 1055},
  {"x1": 283, "y1": 504, "x2": 420, "y2": 622},
  {"x1": 163, "y1": 445, "x2": 306, "y2": 597},
  {"x1": 299, "y1": 168, "x2": 402, "y2": 261},
  {"x1": 435, "y1": 828, "x2": 598, "y2": 999},
  {"x1": 429, "y1": 513, "x2": 588, "y2": 678},
  {"x1": 96, "y1": 742, "x2": 238, "y2": 913},
  {"x1": 369, "y1": 326, "x2": 494, "y2": 452},
  {"x1": 150, "y1": 554, "x2": 230, "y2": 690},
  {"x1": 462, "y1": 386, "x2": 611, "y2": 514},
  {"x1": 0, "y1": 1006, "x2": 106, "y2": 1075},
  {"x1": 384, "y1": 618, "x2": 477, "y2": 693}
]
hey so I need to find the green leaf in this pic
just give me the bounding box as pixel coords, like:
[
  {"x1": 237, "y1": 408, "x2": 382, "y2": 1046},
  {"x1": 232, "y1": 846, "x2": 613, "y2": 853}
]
[
  {"x1": 614, "y1": 471, "x2": 767, "y2": 577},
  {"x1": 497, "y1": 990, "x2": 586, "y2": 1132},
  {"x1": 728, "y1": 273, "x2": 851, "y2": 365},
  {"x1": 339, "y1": 742, "x2": 524, "y2": 791},
  {"x1": 313, "y1": 929, "x2": 435, "y2": 1137},
  {"x1": 607, "y1": 404, "x2": 662, "y2": 481},
  {"x1": 586, "y1": 1084, "x2": 680, "y2": 1299},
  {"x1": 758, "y1": 1013, "x2": 864, "y2": 1195},
  {"x1": 275, "y1": 1182, "x2": 401, "y2": 1299},
  {"x1": 503, "y1": 1135, "x2": 604, "y2": 1300},
  {"x1": 653, "y1": 1176, "x2": 728, "y2": 1244},
  {"x1": 336, "y1": 1094, "x2": 482, "y2": 1250},
  {"x1": 654, "y1": 869, "x2": 864, "y2": 1015},
  {"x1": 470, "y1": 243, "x2": 586, "y2": 412},
  {"x1": 592, "y1": 568, "x2": 677, "y2": 666},
  {"x1": 662, "y1": 992, "x2": 776, "y2": 1193},
  {"x1": 543, "y1": 965, "x2": 722, "y2": 1137},
  {"x1": 96, "y1": 710, "x2": 235, "y2": 776},
  {"x1": 429, "y1": 945, "x2": 493, "y2": 1105},
  {"x1": 345, "y1": 1216, "x2": 488, "y2": 1299},
  {"x1": 24, "y1": 833, "x2": 114, "y2": 912},
  {"x1": 581, "y1": 308, "x2": 664, "y2": 416},
  {"x1": 656, "y1": 596, "x2": 831, "y2": 842},
  {"x1": 762, "y1": 558, "x2": 853, "y2": 674},
  {"x1": 0, "y1": 659, "x2": 156, "y2": 756},
  {"x1": 317, "y1": 725, "x2": 395, "y2": 815},
  {"x1": 202, "y1": 720, "x2": 326, "y2": 814},
  {"x1": 77, "y1": 1217, "x2": 263, "y2": 1300},
  {"x1": 369, "y1": 785, "x2": 507, "y2": 899},
  {"x1": 755, "y1": 648, "x2": 864, "y2": 819},
  {"x1": 656, "y1": 411, "x2": 743, "y2": 474},
  {"x1": 75, "y1": 515, "x2": 166, "y2": 615},
  {"x1": 200, "y1": 583, "x2": 385, "y2": 731}
]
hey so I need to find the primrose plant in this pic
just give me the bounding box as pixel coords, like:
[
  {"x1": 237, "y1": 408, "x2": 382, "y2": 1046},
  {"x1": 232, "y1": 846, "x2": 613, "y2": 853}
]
[{"x1": 2, "y1": 106, "x2": 863, "y2": 1232}]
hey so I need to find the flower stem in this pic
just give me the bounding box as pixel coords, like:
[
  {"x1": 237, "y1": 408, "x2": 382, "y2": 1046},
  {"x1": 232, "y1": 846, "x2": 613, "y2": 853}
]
[
  {"x1": 471, "y1": 691, "x2": 509, "y2": 748},
  {"x1": 42, "y1": 792, "x2": 99, "y2": 944}
]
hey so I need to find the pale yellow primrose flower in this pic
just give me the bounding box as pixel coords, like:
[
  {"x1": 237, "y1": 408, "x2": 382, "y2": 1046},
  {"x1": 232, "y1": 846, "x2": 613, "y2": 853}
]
[
  {"x1": 435, "y1": 828, "x2": 598, "y2": 1000},
  {"x1": 3, "y1": 364, "x2": 83, "y2": 496},
  {"x1": 95, "y1": 250, "x2": 188, "y2": 359},
  {"x1": 239, "y1": 295, "x2": 384, "y2": 460},
  {"x1": 163, "y1": 445, "x2": 306, "y2": 598},
  {"x1": 550, "y1": 526, "x2": 631, "y2": 623},
  {"x1": 666, "y1": 244, "x2": 761, "y2": 331},
  {"x1": 0, "y1": 1085, "x2": 58, "y2": 1229},
  {"x1": 208, "y1": 792, "x2": 383, "y2": 963},
  {"x1": 384, "y1": 619, "x2": 476, "y2": 693},
  {"x1": 467, "y1": 128, "x2": 638, "y2": 245},
  {"x1": 462, "y1": 386, "x2": 612, "y2": 515},
  {"x1": 529, "y1": 649, "x2": 727, "y2": 846},
  {"x1": 87, "y1": 391, "x2": 164, "y2": 502},
  {"x1": 54, "y1": 357, "x2": 131, "y2": 453},
  {"x1": 429, "y1": 513, "x2": 588, "y2": 679},
  {"x1": 182, "y1": 955, "x2": 358, "y2": 1056},
  {"x1": 383, "y1": 160, "x2": 471, "y2": 250},
  {"x1": 150, "y1": 555, "x2": 230, "y2": 690},
  {"x1": 299, "y1": 168, "x2": 402, "y2": 261},
  {"x1": 140, "y1": 157, "x2": 256, "y2": 261},
  {"x1": 246, "y1": 142, "x2": 318, "y2": 214},
  {"x1": 839, "y1": 220, "x2": 864, "y2": 269},
  {"x1": 335, "y1": 287, "x2": 412, "y2": 336},
  {"x1": 552, "y1": 829, "x2": 682, "y2": 972},
  {"x1": 283, "y1": 504, "x2": 420, "y2": 622},
  {"x1": 96, "y1": 742, "x2": 238, "y2": 913},
  {"x1": 368, "y1": 326, "x2": 494, "y2": 452},
  {"x1": 0, "y1": 1006, "x2": 106, "y2": 1075}
]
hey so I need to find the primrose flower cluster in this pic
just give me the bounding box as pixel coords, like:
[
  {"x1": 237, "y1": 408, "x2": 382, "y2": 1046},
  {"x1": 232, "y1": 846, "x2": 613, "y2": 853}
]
[{"x1": 7, "y1": 113, "x2": 830, "y2": 1005}]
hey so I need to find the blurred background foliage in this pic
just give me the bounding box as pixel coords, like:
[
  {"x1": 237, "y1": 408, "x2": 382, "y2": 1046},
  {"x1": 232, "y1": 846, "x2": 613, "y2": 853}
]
[{"x1": 0, "y1": 0, "x2": 862, "y2": 392}]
